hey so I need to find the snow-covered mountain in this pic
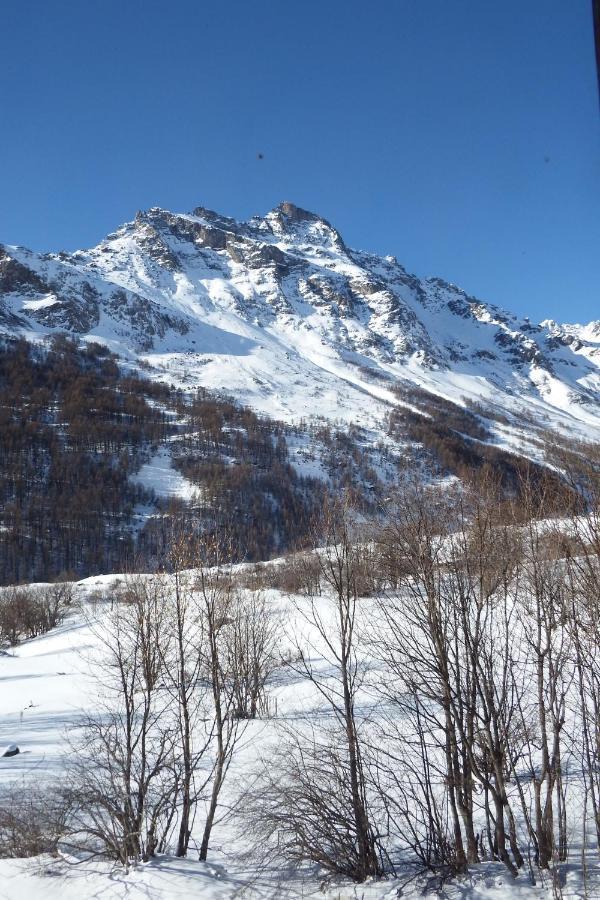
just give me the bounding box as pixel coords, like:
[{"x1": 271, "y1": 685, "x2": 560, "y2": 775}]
[{"x1": 2, "y1": 201, "x2": 600, "y2": 458}]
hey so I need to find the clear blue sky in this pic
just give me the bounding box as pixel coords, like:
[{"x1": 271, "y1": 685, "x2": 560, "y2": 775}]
[{"x1": 1, "y1": 0, "x2": 598, "y2": 323}]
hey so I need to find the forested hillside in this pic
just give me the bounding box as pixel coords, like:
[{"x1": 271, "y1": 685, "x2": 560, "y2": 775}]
[
  {"x1": 0, "y1": 336, "x2": 172, "y2": 582},
  {"x1": 2, "y1": 332, "x2": 597, "y2": 586},
  {"x1": 0, "y1": 337, "x2": 327, "y2": 584}
]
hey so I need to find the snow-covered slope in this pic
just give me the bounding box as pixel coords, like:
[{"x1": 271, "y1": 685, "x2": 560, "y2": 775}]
[{"x1": 2, "y1": 202, "x2": 599, "y2": 454}]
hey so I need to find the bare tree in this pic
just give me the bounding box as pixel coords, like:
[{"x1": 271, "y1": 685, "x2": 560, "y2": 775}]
[
  {"x1": 260, "y1": 497, "x2": 385, "y2": 881},
  {"x1": 158, "y1": 523, "x2": 251, "y2": 861},
  {"x1": 511, "y1": 482, "x2": 573, "y2": 870},
  {"x1": 372, "y1": 483, "x2": 473, "y2": 874},
  {"x1": 371, "y1": 478, "x2": 527, "y2": 876},
  {"x1": 227, "y1": 588, "x2": 280, "y2": 720},
  {"x1": 160, "y1": 529, "x2": 214, "y2": 858},
  {"x1": 562, "y1": 482, "x2": 600, "y2": 855},
  {"x1": 248, "y1": 722, "x2": 385, "y2": 882},
  {"x1": 189, "y1": 532, "x2": 246, "y2": 862},
  {"x1": 66, "y1": 575, "x2": 179, "y2": 864}
]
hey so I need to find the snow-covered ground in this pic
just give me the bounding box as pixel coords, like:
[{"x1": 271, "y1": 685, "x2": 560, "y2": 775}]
[
  {"x1": 0, "y1": 855, "x2": 585, "y2": 900},
  {"x1": 1, "y1": 568, "x2": 599, "y2": 899},
  {"x1": 131, "y1": 446, "x2": 199, "y2": 501}
]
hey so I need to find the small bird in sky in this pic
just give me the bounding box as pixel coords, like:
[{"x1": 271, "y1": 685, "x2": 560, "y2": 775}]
[{"x1": 257, "y1": 152, "x2": 264, "y2": 160}]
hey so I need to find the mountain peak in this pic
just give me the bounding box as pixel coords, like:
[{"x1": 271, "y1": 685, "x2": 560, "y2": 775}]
[
  {"x1": 273, "y1": 201, "x2": 322, "y2": 223},
  {"x1": 264, "y1": 201, "x2": 346, "y2": 250}
]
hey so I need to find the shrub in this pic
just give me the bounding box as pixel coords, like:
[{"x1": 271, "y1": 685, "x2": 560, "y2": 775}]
[
  {"x1": 0, "y1": 783, "x2": 69, "y2": 858},
  {"x1": 0, "y1": 582, "x2": 71, "y2": 647}
]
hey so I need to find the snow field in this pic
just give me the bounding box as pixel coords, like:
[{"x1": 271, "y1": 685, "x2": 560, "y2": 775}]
[{"x1": 1, "y1": 560, "x2": 599, "y2": 898}]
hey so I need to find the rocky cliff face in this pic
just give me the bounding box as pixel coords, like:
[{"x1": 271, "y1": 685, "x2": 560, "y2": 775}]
[{"x1": 2, "y1": 202, "x2": 599, "y2": 455}]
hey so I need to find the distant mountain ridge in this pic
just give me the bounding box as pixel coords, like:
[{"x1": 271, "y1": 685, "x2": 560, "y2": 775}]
[{"x1": 2, "y1": 201, "x2": 599, "y2": 460}]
